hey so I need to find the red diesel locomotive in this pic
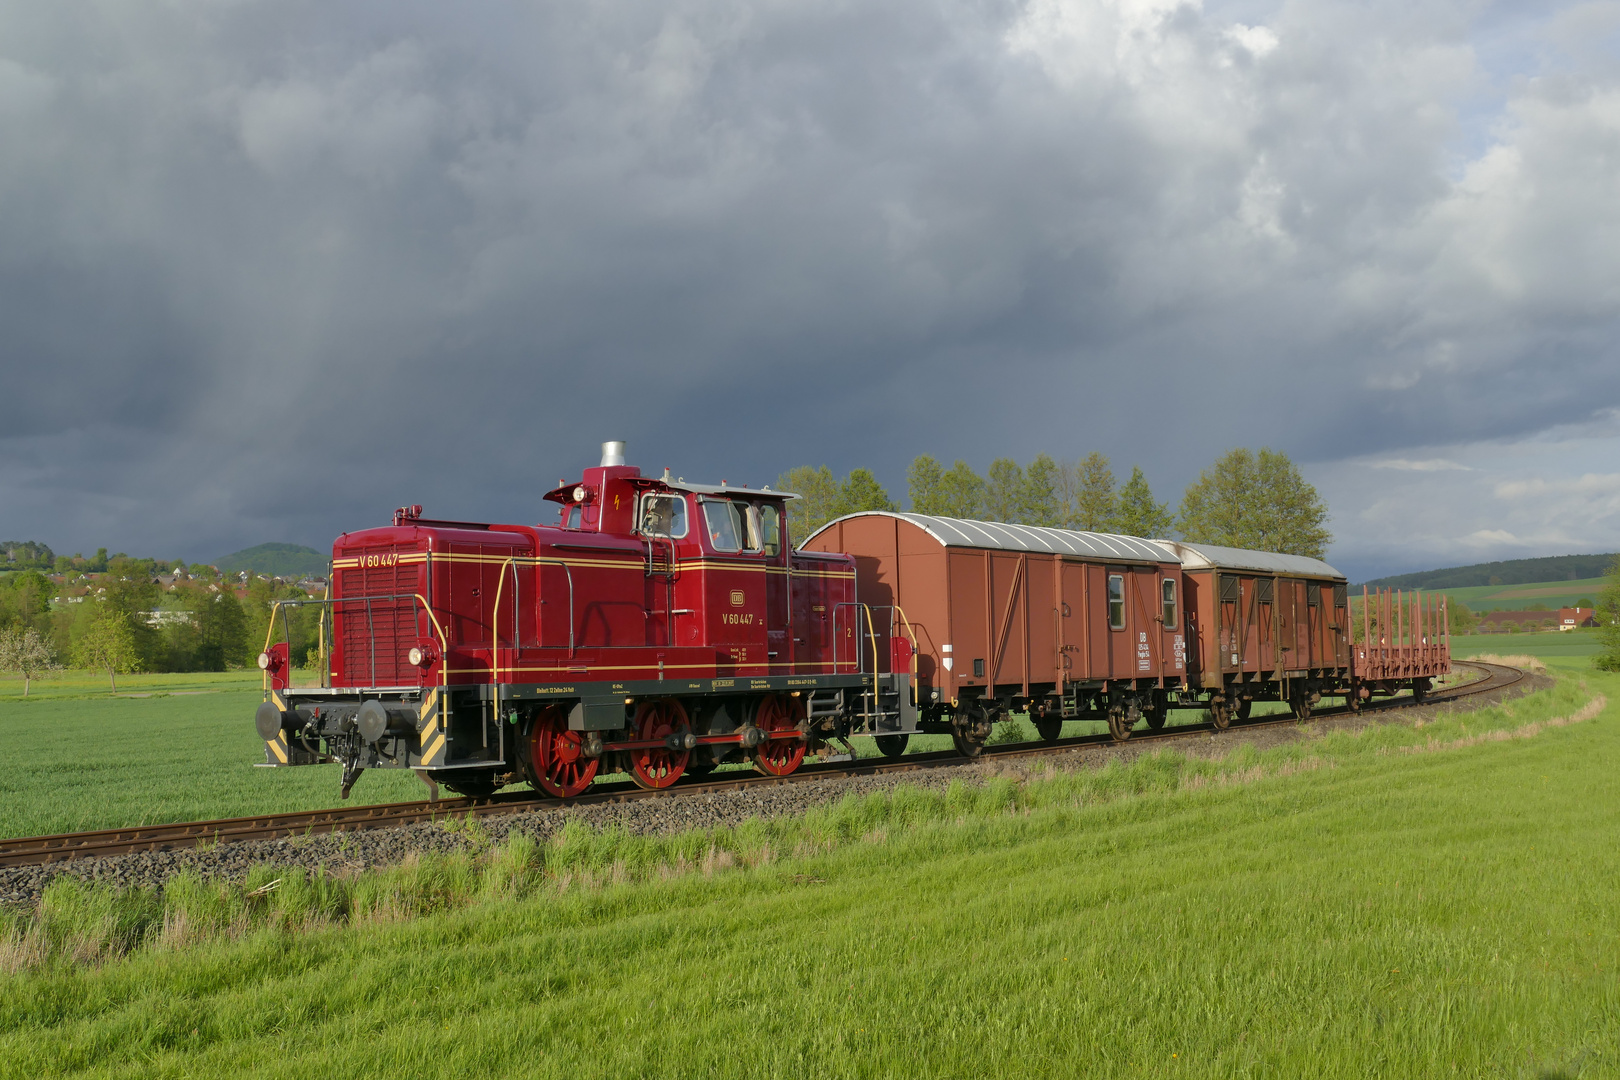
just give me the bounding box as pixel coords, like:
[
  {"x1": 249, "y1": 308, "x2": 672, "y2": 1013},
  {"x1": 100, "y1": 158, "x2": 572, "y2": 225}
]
[
  {"x1": 254, "y1": 442, "x2": 919, "y2": 800},
  {"x1": 255, "y1": 443, "x2": 1449, "y2": 800}
]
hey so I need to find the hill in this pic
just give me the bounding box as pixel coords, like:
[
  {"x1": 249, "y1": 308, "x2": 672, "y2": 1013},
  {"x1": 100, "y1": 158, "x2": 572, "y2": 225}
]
[
  {"x1": 214, "y1": 543, "x2": 328, "y2": 579},
  {"x1": 1362, "y1": 553, "x2": 1617, "y2": 590},
  {"x1": 1426, "y1": 577, "x2": 1608, "y2": 614}
]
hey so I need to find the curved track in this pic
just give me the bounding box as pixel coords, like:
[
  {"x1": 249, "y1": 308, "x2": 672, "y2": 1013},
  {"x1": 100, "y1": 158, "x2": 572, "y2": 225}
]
[{"x1": 0, "y1": 662, "x2": 1524, "y2": 868}]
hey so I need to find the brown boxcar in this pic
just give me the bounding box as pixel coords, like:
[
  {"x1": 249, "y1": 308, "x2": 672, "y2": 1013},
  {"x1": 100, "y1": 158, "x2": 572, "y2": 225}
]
[
  {"x1": 1154, "y1": 541, "x2": 1351, "y2": 724},
  {"x1": 802, "y1": 512, "x2": 1187, "y2": 743}
]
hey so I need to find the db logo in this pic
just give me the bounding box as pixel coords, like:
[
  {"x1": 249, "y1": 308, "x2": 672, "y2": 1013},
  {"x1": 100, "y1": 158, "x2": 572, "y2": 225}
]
[{"x1": 729, "y1": 589, "x2": 745, "y2": 606}]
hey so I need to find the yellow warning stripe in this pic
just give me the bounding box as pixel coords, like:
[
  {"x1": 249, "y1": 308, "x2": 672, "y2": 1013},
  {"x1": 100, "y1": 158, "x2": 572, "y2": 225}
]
[
  {"x1": 266, "y1": 732, "x2": 288, "y2": 764},
  {"x1": 331, "y1": 550, "x2": 853, "y2": 578},
  {"x1": 444, "y1": 660, "x2": 846, "y2": 676},
  {"x1": 421, "y1": 730, "x2": 446, "y2": 763}
]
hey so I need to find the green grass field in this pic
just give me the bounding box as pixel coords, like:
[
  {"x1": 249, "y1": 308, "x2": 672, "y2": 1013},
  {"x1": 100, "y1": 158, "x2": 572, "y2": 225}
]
[
  {"x1": 1, "y1": 659, "x2": 1616, "y2": 1076},
  {"x1": 1460, "y1": 629, "x2": 1606, "y2": 662},
  {"x1": 0, "y1": 671, "x2": 427, "y2": 838},
  {"x1": 1426, "y1": 576, "x2": 1609, "y2": 613}
]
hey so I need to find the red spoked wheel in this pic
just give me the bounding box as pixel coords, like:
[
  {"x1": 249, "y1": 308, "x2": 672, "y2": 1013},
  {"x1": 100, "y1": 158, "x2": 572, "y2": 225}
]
[
  {"x1": 753, "y1": 694, "x2": 807, "y2": 777},
  {"x1": 630, "y1": 698, "x2": 691, "y2": 790},
  {"x1": 527, "y1": 706, "x2": 599, "y2": 798}
]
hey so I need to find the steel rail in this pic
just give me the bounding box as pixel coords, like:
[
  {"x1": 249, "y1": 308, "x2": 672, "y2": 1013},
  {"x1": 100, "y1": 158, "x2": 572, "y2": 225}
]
[{"x1": 0, "y1": 662, "x2": 1523, "y2": 868}]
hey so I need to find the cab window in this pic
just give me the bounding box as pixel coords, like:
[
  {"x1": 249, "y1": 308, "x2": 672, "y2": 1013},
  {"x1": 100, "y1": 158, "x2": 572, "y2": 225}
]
[
  {"x1": 639, "y1": 494, "x2": 688, "y2": 539},
  {"x1": 702, "y1": 500, "x2": 742, "y2": 552},
  {"x1": 760, "y1": 504, "x2": 781, "y2": 557},
  {"x1": 1161, "y1": 578, "x2": 1177, "y2": 627},
  {"x1": 1108, "y1": 574, "x2": 1126, "y2": 630}
]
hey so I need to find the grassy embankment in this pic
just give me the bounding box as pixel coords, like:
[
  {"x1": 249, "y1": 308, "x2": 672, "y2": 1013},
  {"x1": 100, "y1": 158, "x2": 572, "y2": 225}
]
[{"x1": 0, "y1": 655, "x2": 1616, "y2": 1076}]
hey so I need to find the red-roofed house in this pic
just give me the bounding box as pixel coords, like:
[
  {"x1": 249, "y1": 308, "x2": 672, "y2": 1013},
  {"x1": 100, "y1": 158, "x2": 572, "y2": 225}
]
[{"x1": 1557, "y1": 607, "x2": 1597, "y2": 631}]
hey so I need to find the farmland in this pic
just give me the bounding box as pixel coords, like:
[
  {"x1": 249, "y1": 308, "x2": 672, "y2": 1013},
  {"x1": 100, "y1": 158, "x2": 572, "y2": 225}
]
[
  {"x1": 0, "y1": 673, "x2": 425, "y2": 839},
  {"x1": 0, "y1": 658, "x2": 1615, "y2": 1076},
  {"x1": 1424, "y1": 576, "x2": 1609, "y2": 613}
]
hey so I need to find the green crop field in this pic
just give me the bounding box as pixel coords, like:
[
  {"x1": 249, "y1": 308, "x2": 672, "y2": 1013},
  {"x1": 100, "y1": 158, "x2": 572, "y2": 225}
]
[
  {"x1": 1, "y1": 659, "x2": 1616, "y2": 1076},
  {"x1": 1424, "y1": 576, "x2": 1609, "y2": 613},
  {"x1": 1460, "y1": 630, "x2": 1606, "y2": 662},
  {"x1": 0, "y1": 671, "x2": 427, "y2": 838}
]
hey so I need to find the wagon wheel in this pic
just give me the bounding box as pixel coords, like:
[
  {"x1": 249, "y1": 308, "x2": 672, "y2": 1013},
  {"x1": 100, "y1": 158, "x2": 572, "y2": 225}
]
[
  {"x1": 629, "y1": 698, "x2": 691, "y2": 790},
  {"x1": 1234, "y1": 698, "x2": 1252, "y2": 721},
  {"x1": 753, "y1": 694, "x2": 808, "y2": 777},
  {"x1": 951, "y1": 705, "x2": 989, "y2": 759},
  {"x1": 874, "y1": 733, "x2": 911, "y2": 759},
  {"x1": 1034, "y1": 713, "x2": 1064, "y2": 743},
  {"x1": 526, "y1": 705, "x2": 599, "y2": 798},
  {"x1": 1143, "y1": 693, "x2": 1169, "y2": 731},
  {"x1": 1411, "y1": 677, "x2": 1431, "y2": 704},
  {"x1": 1288, "y1": 690, "x2": 1312, "y2": 721},
  {"x1": 1106, "y1": 700, "x2": 1138, "y2": 742},
  {"x1": 952, "y1": 733, "x2": 985, "y2": 758},
  {"x1": 1208, "y1": 698, "x2": 1233, "y2": 732}
]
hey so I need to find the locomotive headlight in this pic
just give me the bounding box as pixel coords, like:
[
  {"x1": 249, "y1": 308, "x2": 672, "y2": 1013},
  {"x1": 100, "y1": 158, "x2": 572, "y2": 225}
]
[
  {"x1": 572, "y1": 485, "x2": 587, "y2": 503},
  {"x1": 257, "y1": 651, "x2": 272, "y2": 670},
  {"x1": 408, "y1": 646, "x2": 426, "y2": 667}
]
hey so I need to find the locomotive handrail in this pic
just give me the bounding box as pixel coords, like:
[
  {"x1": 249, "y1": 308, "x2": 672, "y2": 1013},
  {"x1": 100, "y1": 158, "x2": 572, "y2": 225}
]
[
  {"x1": 862, "y1": 603, "x2": 881, "y2": 709},
  {"x1": 490, "y1": 556, "x2": 577, "y2": 681},
  {"x1": 261, "y1": 594, "x2": 448, "y2": 694},
  {"x1": 831, "y1": 602, "x2": 906, "y2": 708},
  {"x1": 891, "y1": 604, "x2": 920, "y2": 678}
]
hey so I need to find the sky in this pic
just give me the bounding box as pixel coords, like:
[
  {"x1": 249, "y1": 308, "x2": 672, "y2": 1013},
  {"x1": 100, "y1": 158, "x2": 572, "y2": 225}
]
[{"x1": 1, "y1": 0, "x2": 1618, "y2": 582}]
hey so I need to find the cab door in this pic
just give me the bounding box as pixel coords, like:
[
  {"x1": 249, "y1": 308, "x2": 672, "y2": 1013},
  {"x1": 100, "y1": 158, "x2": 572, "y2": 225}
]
[
  {"x1": 758, "y1": 501, "x2": 790, "y2": 669},
  {"x1": 698, "y1": 496, "x2": 769, "y2": 676}
]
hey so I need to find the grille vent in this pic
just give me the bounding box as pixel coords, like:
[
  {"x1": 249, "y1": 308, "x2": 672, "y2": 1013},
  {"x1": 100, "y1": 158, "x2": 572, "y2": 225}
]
[{"x1": 337, "y1": 549, "x2": 424, "y2": 686}]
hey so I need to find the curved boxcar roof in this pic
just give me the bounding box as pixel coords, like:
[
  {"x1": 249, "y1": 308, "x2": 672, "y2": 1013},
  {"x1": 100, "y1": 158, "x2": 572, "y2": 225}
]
[
  {"x1": 1154, "y1": 540, "x2": 1344, "y2": 580},
  {"x1": 805, "y1": 512, "x2": 1176, "y2": 564}
]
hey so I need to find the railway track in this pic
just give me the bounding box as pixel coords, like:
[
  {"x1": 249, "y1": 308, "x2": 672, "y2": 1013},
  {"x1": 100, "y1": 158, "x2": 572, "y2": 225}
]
[{"x1": 0, "y1": 662, "x2": 1525, "y2": 869}]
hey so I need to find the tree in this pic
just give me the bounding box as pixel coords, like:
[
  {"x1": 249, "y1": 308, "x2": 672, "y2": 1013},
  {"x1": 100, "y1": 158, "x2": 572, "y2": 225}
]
[
  {"x1": 1177, "y1": 447, "x2": 1332, "y2": 557},
  {"x1": 1448, "y1": 600, "x2": 1478, "y2": 637},
  {"x1": 1070, "y1": 452, "x2": 1117, "y2": 532},
  {"x1": 0, "y1": 627, "x2": 58, "y2": 696},
  {"x1": 1020, "y1": 454, "x2": 1064, "y2": 527},
  {"x1": 984, "y1": 458, "x2": 1025, "y2": 522},
  {"x1": 839, "y1": 468, "x2": 897, "y2": 516},
  {"x1": 907, "y1": 455, "x2": 946, "y2": 514},
  {"x1": 1114, "y1": 466, "x2": 1173, "y2": 538},
  {"x1": 1594, "y1": 556, "x2": 1620, "y2": 672},
  {"x1": 0, "y1": 570, "x2": 55, "y2": 635},
  {"x1": 73, "y1": 609, "x2": 141, "y2": 691},
  {"x1": 937, "y1": 461, "x2": 985, "y2": 519},
  {"x1": 777, "y1": 465, "x2": 842, "y2": 546}
]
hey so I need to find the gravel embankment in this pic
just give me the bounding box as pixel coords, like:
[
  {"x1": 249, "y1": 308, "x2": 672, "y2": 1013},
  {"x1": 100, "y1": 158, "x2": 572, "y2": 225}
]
[{"x1": 0, "y1": 670, "x2": 1549, "y2": 909}]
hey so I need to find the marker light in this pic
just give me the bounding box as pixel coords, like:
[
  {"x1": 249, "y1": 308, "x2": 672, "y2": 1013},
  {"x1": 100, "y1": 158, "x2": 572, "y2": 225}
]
[
  {"x1": 257, "y1": 652, "x2": 272, "y2": 670},
  {"x1": 573, "y1": 485, "x2": 587, "y2": 503},
  {"x1": 408, "y1": 646, "x2": 426, "y2": 667}
]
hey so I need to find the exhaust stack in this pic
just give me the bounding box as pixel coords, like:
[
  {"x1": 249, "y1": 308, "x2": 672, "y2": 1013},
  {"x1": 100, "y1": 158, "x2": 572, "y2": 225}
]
[{"x1": 600, "y1": 440, "x2": 627, "y2": 467}]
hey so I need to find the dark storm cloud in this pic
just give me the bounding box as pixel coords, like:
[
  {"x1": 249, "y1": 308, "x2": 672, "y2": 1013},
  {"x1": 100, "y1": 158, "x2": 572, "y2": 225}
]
[{"x1": 2, "y1": 0, "x2": 1618, "y2": 565}]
